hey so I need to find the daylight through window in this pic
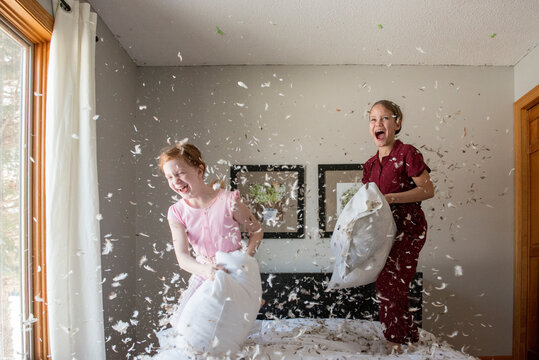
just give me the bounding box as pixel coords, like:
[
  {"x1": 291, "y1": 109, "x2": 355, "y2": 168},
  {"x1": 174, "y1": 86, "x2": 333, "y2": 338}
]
[{"x1": 0, "y1": 18, "x2": 32, "y2": 359}]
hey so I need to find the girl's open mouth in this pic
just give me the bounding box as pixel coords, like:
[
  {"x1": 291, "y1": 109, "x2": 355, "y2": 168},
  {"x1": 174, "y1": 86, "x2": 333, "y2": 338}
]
[{"x1": 178, "y1": 184, "x2": 189, "y2": 193}]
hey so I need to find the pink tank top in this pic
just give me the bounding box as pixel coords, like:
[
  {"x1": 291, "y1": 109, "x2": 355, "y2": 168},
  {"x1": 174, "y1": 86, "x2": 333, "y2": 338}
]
[{"x1": 167, "y1": 190, "x2": 242, "y2": 264}]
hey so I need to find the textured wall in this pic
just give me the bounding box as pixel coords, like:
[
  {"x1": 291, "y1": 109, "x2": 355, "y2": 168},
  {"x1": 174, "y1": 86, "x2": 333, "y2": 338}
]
[
  {"x1": 94, "y1": 16, "x2": 138, "y2": 359},
  {"x1": 131, "y1": 64, "x2": 514, "y2": 356},
  {"x1": 514, "y1": 44, "x2": 539, "y2": 100}
]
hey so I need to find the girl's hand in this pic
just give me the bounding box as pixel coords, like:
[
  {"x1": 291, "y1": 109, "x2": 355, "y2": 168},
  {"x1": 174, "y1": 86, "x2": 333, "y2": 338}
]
[
  {"x1": 205, "y1": 263, "x2": 229, "y2": 280},
  {"x1": 383, "y1": 170, "x2": 434, "y2": 205},
  {"x1": 232, "y1": 198, "x2": 263, "y2": 256}
]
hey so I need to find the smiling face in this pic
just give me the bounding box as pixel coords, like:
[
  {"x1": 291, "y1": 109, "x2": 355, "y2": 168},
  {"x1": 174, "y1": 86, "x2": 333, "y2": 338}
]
[
  {"x1": 163, "y1": 158, "x2": 204, "y2": 198},
  {"x1": 369, "y1": 103, "x2": 401, "y2": 149}
]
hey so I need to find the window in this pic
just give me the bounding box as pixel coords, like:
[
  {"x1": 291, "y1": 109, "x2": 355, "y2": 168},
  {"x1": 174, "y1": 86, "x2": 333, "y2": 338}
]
[
  {"x1": 0, "y1": 0, "x2": 52, "y2": 358},
  {"x1": 0, "y1": 18, "x2": 32, "y2": 358}
]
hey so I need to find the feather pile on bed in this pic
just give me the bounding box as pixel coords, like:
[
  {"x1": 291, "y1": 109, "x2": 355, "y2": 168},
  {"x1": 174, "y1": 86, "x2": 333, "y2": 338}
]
[
  {"x1": 146, "y1": 318, "x2": 478, "y2": 359},
  {"x1": 240, "y1": 318, "x2": 478, "y2": 359}
]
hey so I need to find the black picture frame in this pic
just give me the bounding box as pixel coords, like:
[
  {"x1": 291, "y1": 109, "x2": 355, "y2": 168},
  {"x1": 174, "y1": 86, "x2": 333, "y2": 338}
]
[
  {"x1": 318, "y1": 163, "x2": 364, "y2": 238},
  {"x1": 230, "y1": 165, "x2": 305, "y2": 239}
]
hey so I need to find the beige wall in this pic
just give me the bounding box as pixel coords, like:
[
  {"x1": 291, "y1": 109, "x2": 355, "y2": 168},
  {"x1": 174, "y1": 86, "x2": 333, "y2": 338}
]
[
  {"x1": 94, "y1": 15, "x2": 138, "y2": 359},
  {"x1": 132, "y1": 65, "x2": 514, "y2": 356},
  {"x1": 39, "y1": 0, "x2": 521, "y2": 358},
  {"x1": 514, "y1": 45, "x2": 539, "y2": 100}
]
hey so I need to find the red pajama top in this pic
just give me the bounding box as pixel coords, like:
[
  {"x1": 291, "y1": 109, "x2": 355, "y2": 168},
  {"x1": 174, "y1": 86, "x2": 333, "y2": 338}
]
[{"x1": 362, "y1": 140, "x2": 431, "y2": 235}]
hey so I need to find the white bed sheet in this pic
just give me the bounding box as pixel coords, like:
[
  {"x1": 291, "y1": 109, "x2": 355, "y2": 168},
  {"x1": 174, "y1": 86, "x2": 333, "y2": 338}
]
[
  {"x1": 238, "y1": 318, "x2": 478, "y2": 359},
  {"x1": 149, "y1": 318, "x2": 478, "y2": 359}
]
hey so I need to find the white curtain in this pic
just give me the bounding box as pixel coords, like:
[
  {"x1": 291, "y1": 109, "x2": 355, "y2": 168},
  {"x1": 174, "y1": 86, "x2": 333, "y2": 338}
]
[{"x1": 45, "y1": 1, "x2": 105, "y2": 358}]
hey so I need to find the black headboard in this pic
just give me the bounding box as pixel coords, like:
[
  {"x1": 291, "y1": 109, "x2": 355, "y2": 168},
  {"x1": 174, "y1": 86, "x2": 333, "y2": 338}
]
[{"x1": 258, "y1": 272, "x2": 422, "y2": 326}]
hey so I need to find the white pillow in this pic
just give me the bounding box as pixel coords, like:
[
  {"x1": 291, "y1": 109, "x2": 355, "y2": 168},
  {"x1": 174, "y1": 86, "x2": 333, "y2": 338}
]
[
  {"x1": 172, "y1": 250, "x2": 262, "y2": 356},
  {"x1": 328, "y1": 182, "x2": 396, "y2": 289}
]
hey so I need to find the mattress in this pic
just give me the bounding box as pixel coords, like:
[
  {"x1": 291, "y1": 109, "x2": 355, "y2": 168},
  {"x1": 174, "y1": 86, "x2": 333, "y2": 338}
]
[
  {"x1": 240, "y1": 318, "x2": 477, "y2": 359},
  {"x1": 152, "y1": 318, "x2": 478, "y2": 359}
]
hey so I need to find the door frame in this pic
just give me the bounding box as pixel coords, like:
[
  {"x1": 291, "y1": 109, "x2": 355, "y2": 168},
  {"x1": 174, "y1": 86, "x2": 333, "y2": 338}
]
[{"x1": 513, "y1": 84, "x2": 539, "y2": 360}]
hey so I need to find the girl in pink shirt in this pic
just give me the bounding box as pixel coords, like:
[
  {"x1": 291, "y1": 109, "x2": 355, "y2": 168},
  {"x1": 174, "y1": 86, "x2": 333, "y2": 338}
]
[
  {"x1": 362, "y1": 100, "x2": 435, "y2": 354},
  {"x1": 159, "y1": 143, "x2": 263, "y2": 325}
]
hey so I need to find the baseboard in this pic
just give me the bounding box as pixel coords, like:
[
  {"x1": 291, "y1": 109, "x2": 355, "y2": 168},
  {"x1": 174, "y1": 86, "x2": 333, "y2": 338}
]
[{"x1": 477, "y1": 356, "x2": 512, "y2": 360}]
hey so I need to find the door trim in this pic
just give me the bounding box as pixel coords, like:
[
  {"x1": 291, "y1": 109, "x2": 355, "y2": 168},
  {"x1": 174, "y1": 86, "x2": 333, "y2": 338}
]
[{"x1": 513, "y1": 83, "x2": 539, "y2": 360}]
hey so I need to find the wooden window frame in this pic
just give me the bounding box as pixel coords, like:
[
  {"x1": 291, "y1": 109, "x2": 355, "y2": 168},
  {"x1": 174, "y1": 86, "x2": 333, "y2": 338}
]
[{"x1": 0, "y1": 0, "x2": 52, "y2": 358}]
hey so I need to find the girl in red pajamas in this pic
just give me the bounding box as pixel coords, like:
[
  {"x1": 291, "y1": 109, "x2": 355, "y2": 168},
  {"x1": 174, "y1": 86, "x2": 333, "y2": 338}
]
[{"x1": 361, "y1": 100, "x2": 435, "y2": 354}]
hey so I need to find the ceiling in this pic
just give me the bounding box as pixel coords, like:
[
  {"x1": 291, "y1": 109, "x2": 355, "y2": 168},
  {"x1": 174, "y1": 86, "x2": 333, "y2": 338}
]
[{"x1": 86, "y1": 0, "x2": 539, "y2": 67}]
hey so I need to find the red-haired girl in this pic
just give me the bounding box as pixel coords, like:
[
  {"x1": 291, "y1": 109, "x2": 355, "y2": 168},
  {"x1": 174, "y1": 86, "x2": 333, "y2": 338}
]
[{"x1": 159, "y1": 143, "x2": 263, "y2": 325}]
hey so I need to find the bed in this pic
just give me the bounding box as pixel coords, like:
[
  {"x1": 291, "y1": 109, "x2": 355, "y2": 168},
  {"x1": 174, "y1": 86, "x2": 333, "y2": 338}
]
[
  {"x1": 239, "y1": 272, "x2": 477, "y2": 359},
  {"x1": 152, "y1": 272, "x2": 478, "y2": 359},
  {"x1": 257, "y1": 272, "x2": 422, "y2": 322}
]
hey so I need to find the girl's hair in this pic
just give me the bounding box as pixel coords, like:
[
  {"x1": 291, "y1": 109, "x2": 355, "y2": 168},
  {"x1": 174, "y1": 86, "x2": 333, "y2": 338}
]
[
  {"x1": 371, "y1": 100, "x2": 403, "y2": 134},
  {"x1": 159, "y1": 143, "x2": 226, "y2": 189},
  {"x1": 159, "y1": 143, "x2": 206, "y2": 173}
]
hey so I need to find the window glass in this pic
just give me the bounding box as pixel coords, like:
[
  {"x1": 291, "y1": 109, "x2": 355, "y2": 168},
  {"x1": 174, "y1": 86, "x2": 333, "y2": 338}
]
[{"x1": 0, "y1": 19, "x2": 31, "y2": 359}]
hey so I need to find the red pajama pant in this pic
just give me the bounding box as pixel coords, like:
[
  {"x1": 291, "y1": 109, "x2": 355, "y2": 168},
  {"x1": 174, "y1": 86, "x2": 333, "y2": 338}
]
[{"x1": 376, "y1": 206, "x2": 427, "y2": 344}]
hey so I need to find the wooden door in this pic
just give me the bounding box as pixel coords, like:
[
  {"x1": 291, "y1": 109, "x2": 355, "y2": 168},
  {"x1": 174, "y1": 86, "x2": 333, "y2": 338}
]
[
  {"x1": 527, "y1": 103, "x2": 539, "y2": 359},
  {"x1": 514, "y1": 85, "x2": 539, "y2": 360}
]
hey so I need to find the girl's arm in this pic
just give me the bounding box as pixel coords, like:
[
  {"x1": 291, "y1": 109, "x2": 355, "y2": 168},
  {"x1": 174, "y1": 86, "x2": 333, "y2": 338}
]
[
  {"x1": 169, "y1": 220, "x2": 226, "y2": 279},
  {"x1": 385, "y1": 169, "x2": 434, "y2": 204},
  {"x1": 232, "y1": 199, "x2": 263, "y2": 257}
]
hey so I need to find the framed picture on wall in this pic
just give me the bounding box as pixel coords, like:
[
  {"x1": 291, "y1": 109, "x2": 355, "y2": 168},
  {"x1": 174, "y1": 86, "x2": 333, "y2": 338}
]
[
  {"x1": 318, "y1": 164, "x2": 364, "y2": 238},
  {"x1": 230, "y1": 165, "x2": 305, "y2": 239}
]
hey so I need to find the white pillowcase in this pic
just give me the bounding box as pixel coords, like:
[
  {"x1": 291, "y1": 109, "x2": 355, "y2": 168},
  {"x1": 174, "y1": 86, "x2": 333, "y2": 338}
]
[
  {"x1": 328, "y1": 182, "x2": 396, "y2": 289},
  {"x1": 172, "y1": 250, "x2": 262, "y2": 356}
]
